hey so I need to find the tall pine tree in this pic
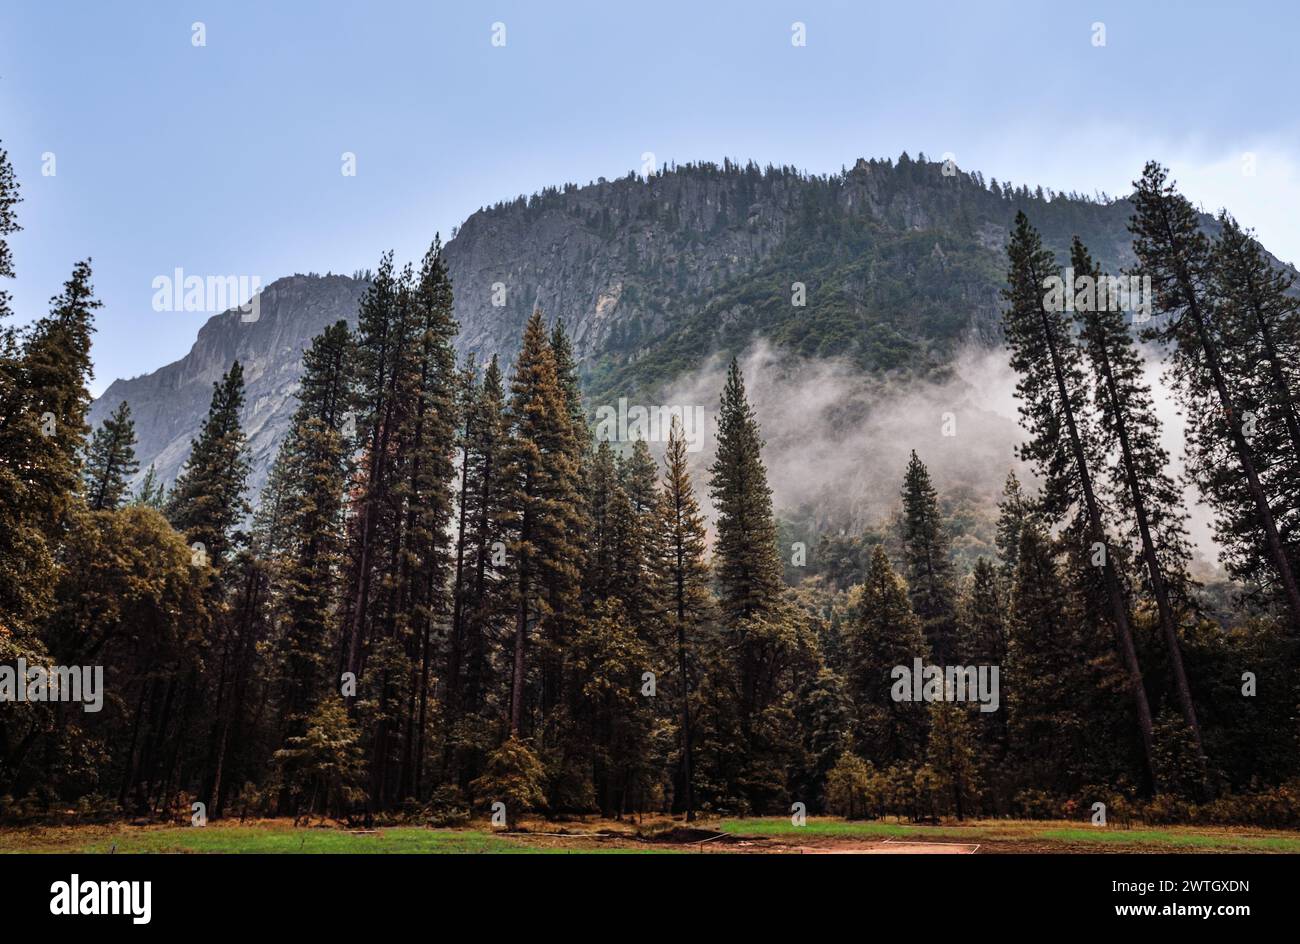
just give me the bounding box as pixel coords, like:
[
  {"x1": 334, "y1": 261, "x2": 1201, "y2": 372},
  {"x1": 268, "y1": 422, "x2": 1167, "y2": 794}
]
[
  {"x1": 1131, "y1": 162, "x2": 1300, "y2": 625},
  {"x1": 1004, "y1": 211, "x2": 1155, "y2": 782},
  {"x1": 1071, "y1": 236, "x2": 1202, "y2": 754},
  {"x1": 898, "y1": 450, "x2": 958, "y2": 661}
]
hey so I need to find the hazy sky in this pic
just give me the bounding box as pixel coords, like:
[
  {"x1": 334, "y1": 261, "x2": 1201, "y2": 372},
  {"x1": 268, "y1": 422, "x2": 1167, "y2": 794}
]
[{"x1": 2, "y1": 0, "x2": 1297, "y2": 394}]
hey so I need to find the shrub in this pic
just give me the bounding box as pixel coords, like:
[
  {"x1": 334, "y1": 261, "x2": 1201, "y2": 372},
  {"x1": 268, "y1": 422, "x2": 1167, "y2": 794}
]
[{"x1": 469, "y1": 736, "x2": 547, "y2": 829}]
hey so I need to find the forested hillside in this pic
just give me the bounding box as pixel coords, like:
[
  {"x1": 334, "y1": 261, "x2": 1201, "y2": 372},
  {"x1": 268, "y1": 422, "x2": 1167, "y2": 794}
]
[{"x1": 91, "y1": 154, "x2": 1252, "y2": 500}]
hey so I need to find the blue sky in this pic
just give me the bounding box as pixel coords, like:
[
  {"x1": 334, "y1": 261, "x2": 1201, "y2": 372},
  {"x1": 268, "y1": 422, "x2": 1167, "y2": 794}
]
[{"x1": 2, "y1": 0, "x2": 1297, "y2": 394}]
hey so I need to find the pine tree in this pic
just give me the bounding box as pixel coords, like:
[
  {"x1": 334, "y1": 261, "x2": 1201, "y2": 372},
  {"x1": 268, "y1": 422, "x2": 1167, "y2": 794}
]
[
  {"x1": 133, "y1": 464, "x2": 166, "y2": 509},
  {"x1": 898, "y1": 450, "x2": 958, "y2": 661},
  {"x1": 166, "y1": 361, "x2": 251, "y2": 569},
  {"x1": 995, "y1": 470, "x2": 1032, "y2": 583},
  {"x1": 273, "y1": 321, "x2": 355, "y2": 746},
  {"x1": 571, "y1": 598, "x2": 656, "y2": 817},
  {"x1": 501, "y1": 310, "x2": 584, "y2": 735},
  {"x1": 0, "y1": 143, "x2": 40, "y2": 651},
  {"x1": 83, "y1": 400, "x2": 139, "y2": 511},
  {"x1": 958, "y1": 558, "x2": 1007, "y2": 666},
  {"x1": 341, "y1": 251, "x2": 407, "y2": 692},
  {"x1": 1203, "y1": 213, "x2": 1300, "y2": 599},
  {"x1": 618, "y1": 437, "x2": 663, "y2": 625},
  {"x1": 1131, "y1": 162, "x2": 1300, "y2": 625},
  {"x1": 1071, "y1": 236, "x2": 1202, "y2": 754},
  {"x1": 927, "y1": 698, "x2": 979, "y2": 820},
  {"x1": 22, "y1": 261, "x2": 98, "y2": 513},
  {"x1": 1005, "y1": 525, "x2": 1087, "y2": 792},
  {"x1": 445, "y1": 353, "x2": 480, "y2": 778},
  {"x1": 273, "y1": 697, "x2": 368, "y2": 822},
  {"x1": 846, "y1": 546, "x2": 929, "y2": 764},
  {"x1": 584, "y1": 440, "x2": 622, "y2": 602},
  {"x1": 710, "y1": 357, "x2": 783, "y2": 622},
  {"x1": 395, "y1": 238, "x2": 459, "y2": 800},
  {"x1": 957, "y1": 557, "x2": 1010, "y2": 794},
  {"x1": 1003, "y1": 211, "x2": 1155, "y2": 782},
  {"x1": 655, "y1": 414, "x2": 712, "y2": 820},
  {"x1": 550, "y1": 319, "x2": 588, "y2": 445},
  {"x1": 792, "y1": 665, "x2": 852, "y2": 813},
  {"x1": 705, "y1": 358, "x2": 802, "y2": 809},
  {"x1": 459, "y1": 355, "x2": 509, "y2": 723},
  {"x1": 0, "y1": 259, "x2": 99, "y2": 650}
]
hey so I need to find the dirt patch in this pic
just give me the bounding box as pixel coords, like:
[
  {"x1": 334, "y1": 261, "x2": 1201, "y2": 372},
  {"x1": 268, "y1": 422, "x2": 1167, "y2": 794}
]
[{"x1": 641, "y1": 826, "x2": 731, "y2": 844}]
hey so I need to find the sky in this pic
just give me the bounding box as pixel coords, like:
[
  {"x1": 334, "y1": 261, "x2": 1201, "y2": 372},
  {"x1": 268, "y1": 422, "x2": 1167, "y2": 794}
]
[{"x1": 2, "y1": 0, "x2": 1297, "y2": 395}]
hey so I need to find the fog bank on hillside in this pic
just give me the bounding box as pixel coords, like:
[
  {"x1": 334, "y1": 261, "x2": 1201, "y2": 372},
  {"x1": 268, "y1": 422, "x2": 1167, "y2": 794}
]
[{"x1": 625, "y1": 340, "x2": 1223, "y2": 576}]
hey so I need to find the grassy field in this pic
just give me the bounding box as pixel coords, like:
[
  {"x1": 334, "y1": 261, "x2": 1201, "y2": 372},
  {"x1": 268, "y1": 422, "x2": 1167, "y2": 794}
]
[
  {"x1": 718, "y1": 817, "x2": 1300, "y2": 853},
  {"x1": 2, "y1": 816, "x2": 1298, "y2": 854}
]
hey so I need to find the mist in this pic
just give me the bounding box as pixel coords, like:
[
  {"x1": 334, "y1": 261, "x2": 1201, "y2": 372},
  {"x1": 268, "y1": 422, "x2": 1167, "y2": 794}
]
[{"x1": 631, "y1": 339, "x2": 1225, "y2": 578}]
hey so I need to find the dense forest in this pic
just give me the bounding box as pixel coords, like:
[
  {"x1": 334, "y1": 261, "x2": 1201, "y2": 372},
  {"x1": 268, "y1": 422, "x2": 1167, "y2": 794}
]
[{"x1": 1, "y1": 140, "x2": 1298, "y2": 829}]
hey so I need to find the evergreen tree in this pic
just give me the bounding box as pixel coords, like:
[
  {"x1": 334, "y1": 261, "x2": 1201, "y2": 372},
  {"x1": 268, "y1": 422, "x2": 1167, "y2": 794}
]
[
  {"x1": 83, "y1": 400, "x2": 139, "y2": 511},
  {"x1": 1003, "y1": 211, "x2": 1155, "y2": 782},
  {"x1": 995, "y1": 470, "x2": 1032, "y2": 583},
  {"x1": 550, "y1": 319, "x2": 588, "y2": 444},
  {"x1": 456, "y1": 354, "x2": 509, "y2": 744},
  {"x1": 958, "y1": 557, "x2": 1007, "y2": 666},
  {"x1": 792, "y1": 665, "x2": 852, "y2": 813},
  {"x1": 166, "y1": 361, "x2": 251, "y2": 570},
  {"x1": 1131, "y1": 162, "x2": 1300, "y2": 625},
  {"x1": 394, "y1": 238, "x2": 459, "y2": 801},
  {"x1": 655, "y1": 414, "x2": 712, "y2": 820},
  {"x1": 710, "y1": 358, "x2": 784, "y2": 623},
  {"x1": 273, "y1": 697, "x2": 368, "y2": 823},
  {"x1": 444, "y1": 353, "x2": 480, "y2": 781},
  {"x1": 1071, "y1": 236, "x2": 1202, "y2": 754},
  {"x1": 1203, "y1": 213, "x2": 1300, "y2": 598},
  {"x1": 583, "y1": 440, "x2": 622, "y2": 602},
  {"x1": 132, "y1": 464, "x2": 166, "y2": 509},
  {"x1": 846, "y1": 546, "x2": 929, "y2": 764},
  {"x1": 341, "y1": 251, "x2": 407, "y2": 693},
  {"x1": 927, "y1": 698, "x2": 979, "y2": 820},
  {"x1": 501, "y1": 310, "x2": 584, "y2": 735},
  {"x1": 0, "y1": 258, "x2": 99, "y2": 658},
  {"x1": 898, "y1": 450, "x2": 958, "y2": 661},
  {"x1": 273, "y1": 321, "x2": 356, "y2": 747},
  {"x1": 705, "y1": 358, "x2": 806, "y2": 810},
  {"x1": 571, "y1": 598, "x2": 657, "y2": 817}
]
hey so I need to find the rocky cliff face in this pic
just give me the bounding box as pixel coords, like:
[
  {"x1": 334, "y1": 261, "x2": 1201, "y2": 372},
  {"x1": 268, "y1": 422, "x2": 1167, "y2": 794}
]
[
  {"x1": 86, "y1": 155, "x2": 1216, "y2": 502},
  {"x1": 89, "y1": 275, "x2": 370, "y2": 494}
]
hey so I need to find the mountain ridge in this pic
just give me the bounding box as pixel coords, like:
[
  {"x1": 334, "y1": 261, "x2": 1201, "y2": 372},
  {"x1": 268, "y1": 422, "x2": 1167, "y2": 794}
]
[{"x1": 88, "y1": 154, "x2": 1269, "y2": 499}]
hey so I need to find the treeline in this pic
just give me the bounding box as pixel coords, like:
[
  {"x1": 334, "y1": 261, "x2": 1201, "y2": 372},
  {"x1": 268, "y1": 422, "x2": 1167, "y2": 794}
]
[{"x1": 1, "y1": 143, "x2": 1298, "y2": 826}]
